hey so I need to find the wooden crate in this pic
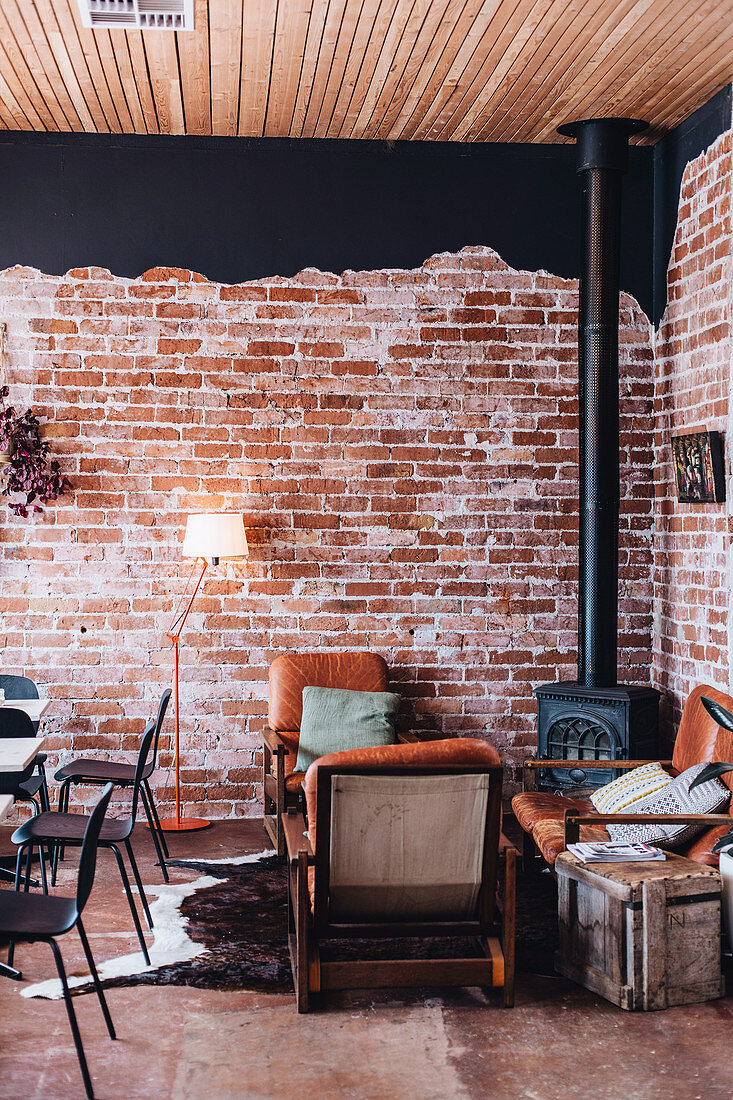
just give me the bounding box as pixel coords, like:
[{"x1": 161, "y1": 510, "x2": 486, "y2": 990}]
[{"x1": 555, "y1": 851, "x2": 724, "y2": 1010}]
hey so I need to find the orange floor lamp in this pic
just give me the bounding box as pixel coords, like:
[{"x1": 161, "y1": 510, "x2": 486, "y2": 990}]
[{"x1": 159, "y1": 511, "x2": 249, "y2": 832}]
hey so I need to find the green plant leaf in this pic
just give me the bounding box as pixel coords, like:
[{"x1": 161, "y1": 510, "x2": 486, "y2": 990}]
[
  {"x1": 700, "y1": 695, "x2": 733, "y2": 734},
  {"x1": 689, "y1": 762, "x2": 733, "y2": 790}
]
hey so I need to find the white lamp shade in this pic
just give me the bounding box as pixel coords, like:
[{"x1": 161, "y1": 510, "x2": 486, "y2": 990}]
[{"x1": 181, "y1": 512, "x2": 248, "y2": 561}]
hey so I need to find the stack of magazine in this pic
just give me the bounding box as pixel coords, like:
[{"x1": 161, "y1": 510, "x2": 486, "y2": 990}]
[{"x1": 567, "y1": 841, "x2": 666, "y2": 863}]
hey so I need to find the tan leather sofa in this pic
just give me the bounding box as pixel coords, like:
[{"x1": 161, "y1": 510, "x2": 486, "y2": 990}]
[{"x1": 513, "y1": 684, "x2": 733, "y2": 869}]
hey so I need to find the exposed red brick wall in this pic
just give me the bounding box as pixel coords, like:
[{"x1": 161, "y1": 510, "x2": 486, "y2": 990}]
[
  {"x1": 0, "y1": 246, "x2": 654, "y2": 816},
  {"x1": 652, "y1": 130, "x2": 732, "y2": 747}
]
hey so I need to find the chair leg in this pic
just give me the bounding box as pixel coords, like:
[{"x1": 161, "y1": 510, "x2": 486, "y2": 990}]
[
  {"x1": 47, "y1": 937, "x2": 95, "y2": 1100},
  {"x1": 123, "y1": 838, "x2": 154, "y2": 930},
  {"x1": 140, "y1": 783, "x2": 169, "y2": 882},
  {"x1": 23, "y1": 845, "x2": 33, "y2": 892},
  {"x1": 76, "y1": 918, "x2": 116, "y2": 1041},
  {"x1": 144, "y1": 778, "x2": 170, "y2": 860},
  {"x1": 295, "y1": 850, "x2": 310, "y2": 1013},
  {"x1": 109, "y1": 844, "x2": 151, "y2": 966},
  {"x1": 501, "y1": 847, "x2": 516, "y2": 1009},
  {"x1": 53, "y1": 780, "x2": 72, "y2": 884},
  {"x1": 38, "y1": 841, "x2": 49, "y2": 895},
  {"x1": 6, "y1": 846, "x2": 26, "y2": 969},
  {"x1": 38, "y1": 769, "x2": 51, "y2": 813}
]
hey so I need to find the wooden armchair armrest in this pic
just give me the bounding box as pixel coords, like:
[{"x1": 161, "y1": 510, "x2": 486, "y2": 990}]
[
  {"x1": 282, "y1": 809, "x2": 314, "y2": 862},
  {"x1": 397, "y1": 730, "x2": 445, "y2": 743},
  {"x1": 524, "y1": 759, "x2": 673, "y2": 770},
  {"x1": 563, "y1": 808, "x2": 733, "y2": 845},
  {"x1": 522, "y1": 759, "x2": 673, "y2": 792},
  {"x1": 261, "y1": 728, "x2": 290, "y2": 755}
]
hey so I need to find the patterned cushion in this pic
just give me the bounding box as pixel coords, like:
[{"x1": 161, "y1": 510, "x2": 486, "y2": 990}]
[
  {"x1": 607, "y1": 762, "x2": 731, "y2": 848},
  {"x1": 590, "y1": 762, "x2": 672, "y2": 814}
]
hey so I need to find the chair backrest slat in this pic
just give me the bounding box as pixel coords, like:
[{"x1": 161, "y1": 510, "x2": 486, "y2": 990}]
[
  {"x1": 0, "y1": 674, "x2": 39, "y2": 700},
  {"x1": 151, "y1": 688, "x2": 172, "y2": 769},
  {"x1": 0, "y1": 708, "x2": 37, "y2": 740},
  {"x1": 76, "y1": 782, "x2": 115, "y2": 914},
  {"x1": 130, "y1": 720, "x2": 156, "y2": 824}
]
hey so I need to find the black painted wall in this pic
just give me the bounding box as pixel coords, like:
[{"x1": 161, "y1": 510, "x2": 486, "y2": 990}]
[
  {"x1": 0, "y1": 85, "x2": 730, "y2": 326},
  {"x1": 0, "y1": 130, "x2": 653, "y2": 316}
]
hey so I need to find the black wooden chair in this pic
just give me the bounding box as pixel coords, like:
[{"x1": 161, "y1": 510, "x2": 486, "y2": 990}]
[
  {"x1": 0, "y1": 707, "x2": 50, "y2": 888},
  {"x1": 11, "y1": 720, "x2": 157, "y2": 966},
  {"x1": 54, "y1": 689, "x2": 172, "y2": 881},
  {"x1": 0, "y1": 672, "x2": 49, "y2": 808},
  {"x1": 0, "y1": 783, "x2": 117, "y2": 1100}
]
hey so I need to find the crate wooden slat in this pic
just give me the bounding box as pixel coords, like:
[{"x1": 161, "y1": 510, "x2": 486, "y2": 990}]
[{"x1": 556, "y1": 851, "x2": 725, "y2": 1011}]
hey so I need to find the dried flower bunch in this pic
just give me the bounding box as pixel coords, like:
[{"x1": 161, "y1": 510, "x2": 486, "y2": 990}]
[{"x1": 0, "y1": 385, "x2": 72, "y2": 517}]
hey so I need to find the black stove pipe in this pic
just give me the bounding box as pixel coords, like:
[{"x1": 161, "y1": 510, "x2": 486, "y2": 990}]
[{"x1": 557, "y1": 118, "x2": 647, "y2": 688}]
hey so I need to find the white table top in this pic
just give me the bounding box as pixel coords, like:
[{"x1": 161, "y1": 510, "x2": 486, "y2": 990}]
[
  {"x1": 0, "y1": 794, "x2": 13, "y2": 822},
  {"x1": 0, "y1": 737, "x2": 46, "y2": 772},
  {"x1": 0, "y1": 699, "x2": 50, "y2": 721}
]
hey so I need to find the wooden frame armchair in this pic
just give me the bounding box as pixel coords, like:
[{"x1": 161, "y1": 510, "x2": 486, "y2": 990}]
[
  {"x1": 284, "y1": 738, "x2": 516, "y2": 1012},
  {"x1": 264, "y1": 652, "x2": 410, "y2": 855}
]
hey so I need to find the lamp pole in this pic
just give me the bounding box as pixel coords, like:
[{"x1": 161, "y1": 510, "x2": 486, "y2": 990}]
[
  {"x1": 157, "y1": 513, "x2": 248, "y2": 836},
  {"x1": 159, "y1": 556, "x2": 211, "y2": 832}
]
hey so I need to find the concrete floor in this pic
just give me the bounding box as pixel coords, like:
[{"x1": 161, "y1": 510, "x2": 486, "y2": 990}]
[{"x1": 1, "y1": 818, "x2": 732, "y2": 1100}]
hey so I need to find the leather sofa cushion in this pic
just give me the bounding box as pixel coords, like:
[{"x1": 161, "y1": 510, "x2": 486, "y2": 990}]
[
  {"x1": 268, "y1": 652, "x2": 389, "y2": 734},
  {"x1": 533, "y1": 816, "x2": 611, "y2": 865},
  {"x1": 512, "y1": 792, "x2": 604, "y2": 865},
  {"x1": 512, "y1": 791, "x2": 597, "y2": 833}
]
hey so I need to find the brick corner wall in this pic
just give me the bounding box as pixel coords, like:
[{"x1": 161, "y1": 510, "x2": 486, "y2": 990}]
[{"x1": 652, "y1": 129, "x2": 733, "y2": 748}]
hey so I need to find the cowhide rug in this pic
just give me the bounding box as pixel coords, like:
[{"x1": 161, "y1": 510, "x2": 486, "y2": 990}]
[{"x1": 21, "y1": 851, "x2": 558, "y2": 1000}]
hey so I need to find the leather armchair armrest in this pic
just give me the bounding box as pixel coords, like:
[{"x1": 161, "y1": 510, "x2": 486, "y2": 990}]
[
  {"x1": 563, "y1": 808, "x2": 733, "y2": 845},
  {"x1": 262, "y1": 728, "x2": 289, "y2": 755},
  {"x1": 282, "y1": 809, "x2": 314, "y2": 863}
]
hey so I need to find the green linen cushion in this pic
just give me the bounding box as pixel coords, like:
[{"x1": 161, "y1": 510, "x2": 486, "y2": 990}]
[{"x1": 294, "y1": 686, "x2": 400, "y2": 774}]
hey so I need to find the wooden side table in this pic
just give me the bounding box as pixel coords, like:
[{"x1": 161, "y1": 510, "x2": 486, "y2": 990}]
[{"x1": 555, "y1": 850, "x2": 724, "y2": 1010}]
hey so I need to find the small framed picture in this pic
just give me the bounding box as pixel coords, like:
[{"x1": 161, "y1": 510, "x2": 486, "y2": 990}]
[{"x1": 672, "y1": 430, "x2": 725, "y2": 503}]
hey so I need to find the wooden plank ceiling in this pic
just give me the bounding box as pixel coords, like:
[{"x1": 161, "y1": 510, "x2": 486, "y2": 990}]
[{"x1": 0, "y1": 0, "x2": 730, "y2": 143}]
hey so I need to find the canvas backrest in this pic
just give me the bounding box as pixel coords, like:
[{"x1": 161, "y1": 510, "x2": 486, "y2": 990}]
[{"x1": 327, "y1": 771, "x2": 492, "y2": 922}]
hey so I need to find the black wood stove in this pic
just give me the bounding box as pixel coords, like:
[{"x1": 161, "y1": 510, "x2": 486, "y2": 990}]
[{"x1": 535, "y1": 117, "x2": 660, "y2": 793}]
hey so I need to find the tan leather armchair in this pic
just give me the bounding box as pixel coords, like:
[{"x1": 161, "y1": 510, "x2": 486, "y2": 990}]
[
  {"x1": 283, "y1": 737, "x2": 516, "y2": 1011},
  {"x1": 263, "y1": 652, "x2": 399, "y2": 855}
]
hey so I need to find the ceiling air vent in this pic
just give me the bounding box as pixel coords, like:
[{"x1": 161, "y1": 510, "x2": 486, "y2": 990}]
[{"x1": 76, "y1": 0, "x2": 194, "y2": 30}]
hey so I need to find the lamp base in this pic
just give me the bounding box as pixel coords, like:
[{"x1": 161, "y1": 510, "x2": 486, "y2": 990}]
[{"x1": 157, "y1": 817, "x2": 211, "y2": 832}]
